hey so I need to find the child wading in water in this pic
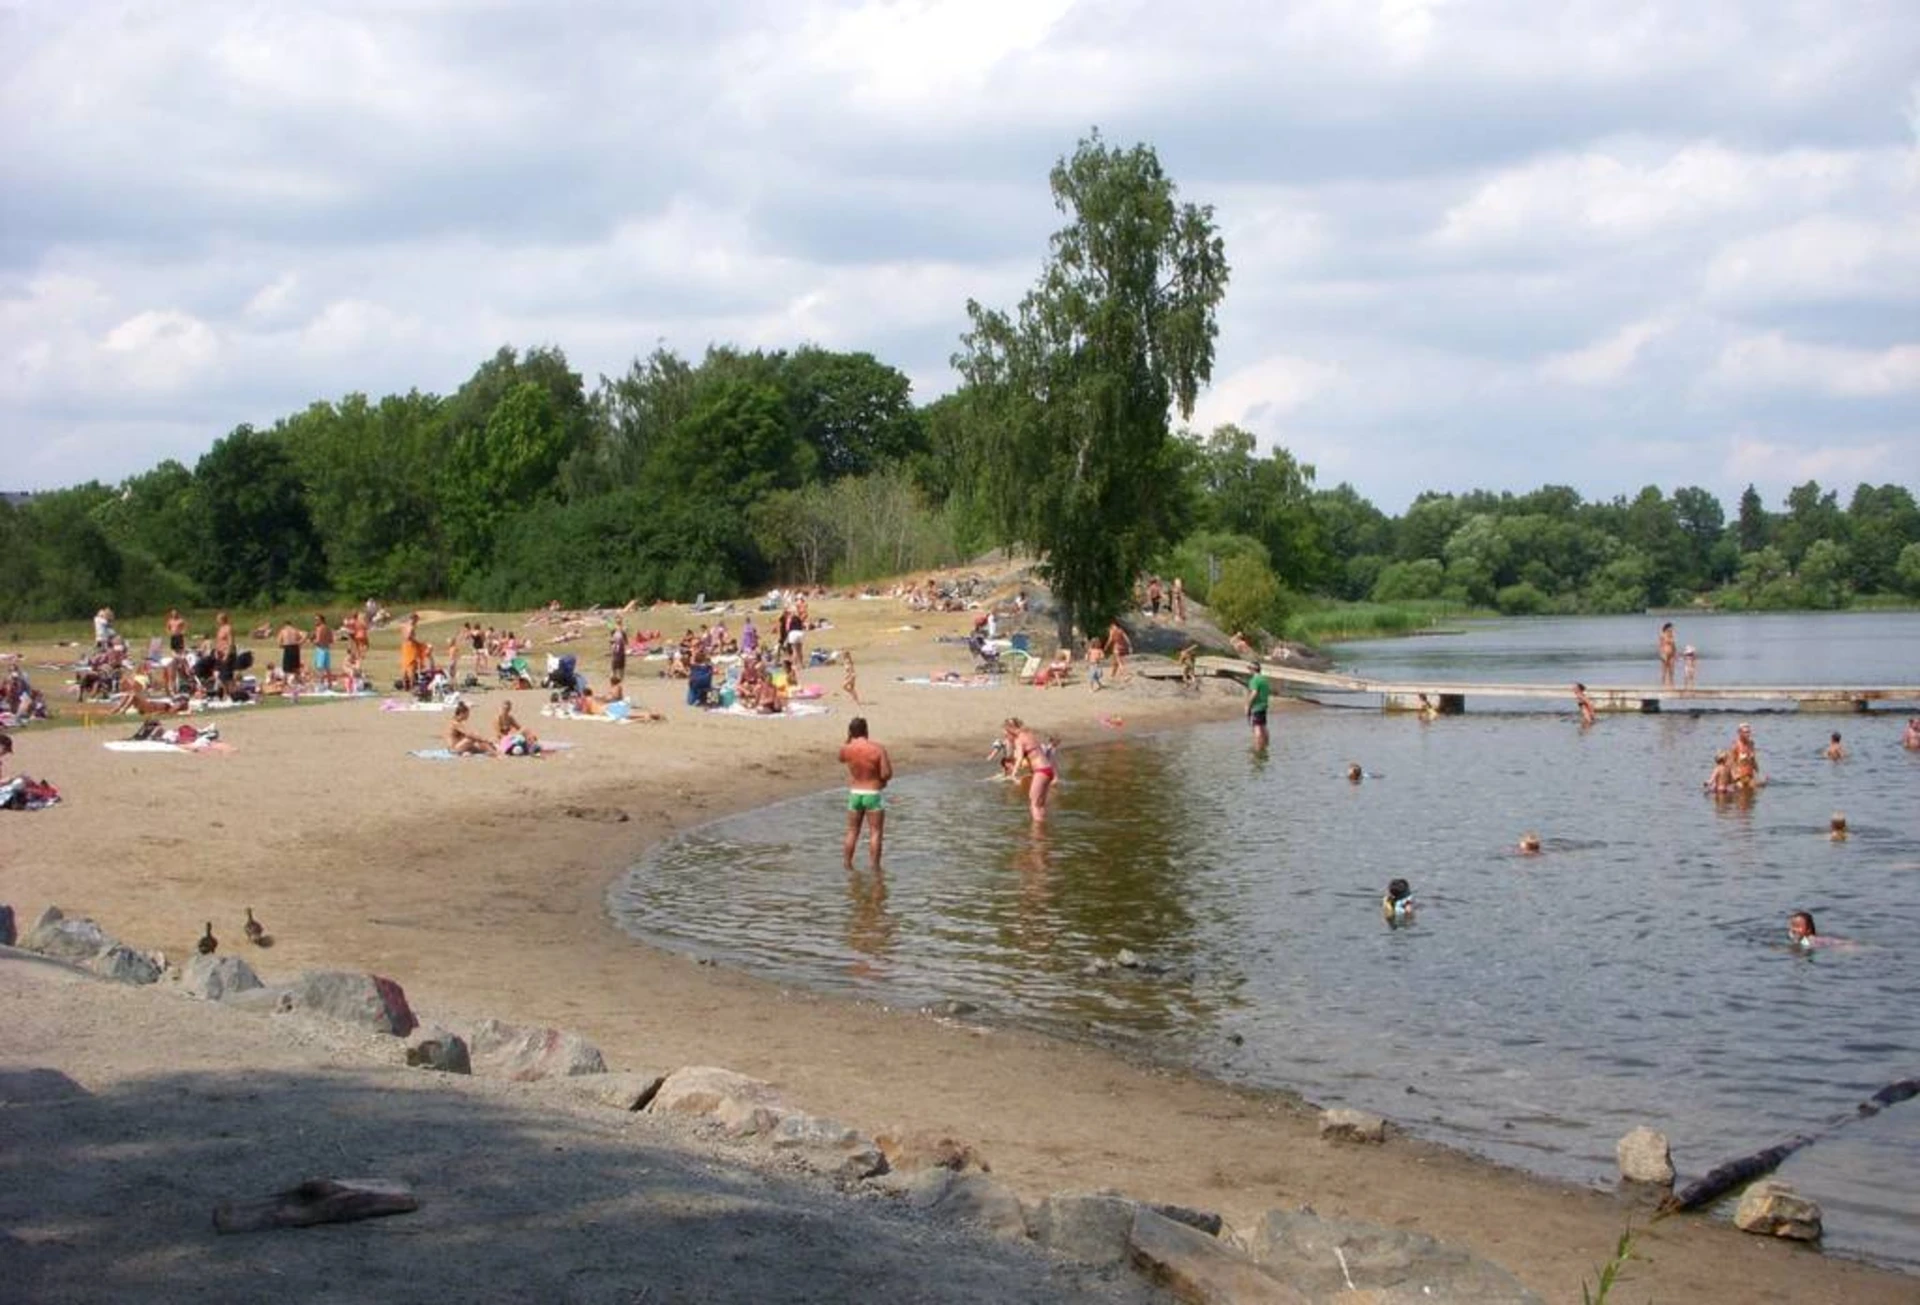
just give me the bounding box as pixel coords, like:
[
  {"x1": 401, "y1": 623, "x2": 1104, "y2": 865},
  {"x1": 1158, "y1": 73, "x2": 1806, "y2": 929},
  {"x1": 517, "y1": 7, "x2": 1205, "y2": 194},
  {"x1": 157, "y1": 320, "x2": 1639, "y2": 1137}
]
[{"x1": 1382, "y1": 877, "x2": 1415, "y2": 926}]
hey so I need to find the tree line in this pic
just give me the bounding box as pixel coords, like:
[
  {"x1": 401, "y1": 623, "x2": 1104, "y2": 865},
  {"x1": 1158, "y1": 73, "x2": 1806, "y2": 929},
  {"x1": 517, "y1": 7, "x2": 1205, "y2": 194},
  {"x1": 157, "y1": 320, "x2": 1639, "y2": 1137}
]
[{"x1": 3, "y1": 134, "x2": 1916, "y2": 634}]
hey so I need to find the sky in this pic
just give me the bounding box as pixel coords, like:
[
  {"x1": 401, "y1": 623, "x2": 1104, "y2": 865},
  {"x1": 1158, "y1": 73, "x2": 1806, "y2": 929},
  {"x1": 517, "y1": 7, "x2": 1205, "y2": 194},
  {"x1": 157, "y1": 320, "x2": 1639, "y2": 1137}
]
[{"x1": 3, "y1": 0, "x2": 1917, "y2": 512}]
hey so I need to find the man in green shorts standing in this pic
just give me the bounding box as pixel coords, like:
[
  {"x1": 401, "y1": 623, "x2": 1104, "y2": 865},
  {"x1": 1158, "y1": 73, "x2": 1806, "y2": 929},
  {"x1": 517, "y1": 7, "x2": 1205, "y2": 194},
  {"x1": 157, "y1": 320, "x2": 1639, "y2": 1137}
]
[
  {"x1": 839, "y1": 716, "x2": 894, "y2": 869},
  {"x1": 1245, "y1": 662, "x2": 1271, "y2": 750}
]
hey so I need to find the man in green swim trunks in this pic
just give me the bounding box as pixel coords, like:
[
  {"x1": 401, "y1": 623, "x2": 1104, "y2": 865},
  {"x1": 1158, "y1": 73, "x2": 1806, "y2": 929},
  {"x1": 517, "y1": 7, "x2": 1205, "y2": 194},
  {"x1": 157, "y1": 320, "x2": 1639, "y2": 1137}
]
[
  {"x1": 839, "y1": 716, "x2": 894, "y2": 869},
  {"x1": 1245, "y1": 662, "x2": 1271, "y2": 750}
]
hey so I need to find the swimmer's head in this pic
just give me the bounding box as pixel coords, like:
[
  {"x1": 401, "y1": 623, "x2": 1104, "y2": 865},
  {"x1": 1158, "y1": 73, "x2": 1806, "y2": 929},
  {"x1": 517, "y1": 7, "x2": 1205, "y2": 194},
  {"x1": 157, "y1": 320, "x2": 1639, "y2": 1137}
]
[
  {"x1": 1830, "y1": 732, "x2": 1842, "y2": 744},
  {"x1": 1830, "y1": 812, "x2": 1848, "y2": 839},
  {"x1": 1788, "y1": 911, "x2": 1817, "y2": 942},
  {"x1": 1518, "y1": 833, "x2": 1542, "y2": 854},
  {"x1": 847, "y1": 716, "x2": 869, "y2": 740},
  {"x1": 1714, "y1": 751, "x2": 1729, "y2": 763},
  {"x1": 1385, "y1": 877, "x2": 1411, "y2": 903},
  {"x1": 1347, "y1": 763, "x2": 1363, "y2": 782}
]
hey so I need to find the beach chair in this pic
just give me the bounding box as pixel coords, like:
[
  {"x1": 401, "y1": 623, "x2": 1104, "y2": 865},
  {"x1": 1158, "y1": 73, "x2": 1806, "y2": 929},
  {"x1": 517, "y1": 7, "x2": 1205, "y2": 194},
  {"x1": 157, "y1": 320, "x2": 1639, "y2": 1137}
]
[{"x1": 1010, "y1": 632, "x2": 1031, "y2": 655}]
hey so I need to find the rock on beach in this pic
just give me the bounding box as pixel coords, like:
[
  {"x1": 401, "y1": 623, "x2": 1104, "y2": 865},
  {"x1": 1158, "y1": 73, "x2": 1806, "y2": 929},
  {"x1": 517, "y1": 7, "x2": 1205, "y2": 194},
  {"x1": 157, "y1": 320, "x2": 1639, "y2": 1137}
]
[
  {"x1": 464, "y1": 1018, "x2": 605, "y2": 1081},
  {"x1": 285, "y1": 970, "x2": 418, "y2": 1036},
  {"x1": 179, "y1": 953, "x2": 264, "y2": 1002},
  {"x1": 1734, "y1": 1180, "x2": 1822, "y2": 1242},
  {"x1": 1615, "y1": 1126, "x2": 1674, "y2": 1187}
]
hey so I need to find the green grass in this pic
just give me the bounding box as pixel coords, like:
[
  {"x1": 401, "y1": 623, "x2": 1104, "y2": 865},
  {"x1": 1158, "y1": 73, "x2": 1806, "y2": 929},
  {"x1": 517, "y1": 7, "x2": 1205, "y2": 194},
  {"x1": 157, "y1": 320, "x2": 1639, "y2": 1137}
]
[
  {"x1": 1282, "y1": 600, "x2": 1490, "y2": 645},
  {"x1": 1581, "y1": 1226, "x2": 1638, "y2": 1304}
]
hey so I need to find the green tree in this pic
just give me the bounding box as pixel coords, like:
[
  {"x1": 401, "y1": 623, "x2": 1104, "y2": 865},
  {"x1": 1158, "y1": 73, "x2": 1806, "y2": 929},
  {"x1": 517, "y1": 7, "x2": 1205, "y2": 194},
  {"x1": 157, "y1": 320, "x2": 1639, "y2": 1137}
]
[
  {"x1": 189, "y1": 426, "x2": 325, "y2": 604},
  {"x1": 1735, "y1": 484, "x2": 1770, "y2": 552},
  {"x1": 440, "y1": 381, "x2": 579, "y2": 583},
  {"x1": 955, "y1": 131, "x2": 1229, "y2": 643},
  {"x1": 1777, "y1": 480, "x2": 1845, "y2": 568},
  {"x1": 1896, "y1": 541, "x2": 1920, "y2": 596},
  {"x1": 782, "y1": 347, "x2": 923, "y2": 480}
]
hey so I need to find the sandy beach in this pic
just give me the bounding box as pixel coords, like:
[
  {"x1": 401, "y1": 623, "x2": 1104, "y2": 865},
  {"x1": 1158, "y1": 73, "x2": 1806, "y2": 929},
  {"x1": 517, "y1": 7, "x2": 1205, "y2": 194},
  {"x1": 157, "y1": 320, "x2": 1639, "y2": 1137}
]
[{"x1": 4, "y1": 595, "x2": 1914, "y2": 1304}]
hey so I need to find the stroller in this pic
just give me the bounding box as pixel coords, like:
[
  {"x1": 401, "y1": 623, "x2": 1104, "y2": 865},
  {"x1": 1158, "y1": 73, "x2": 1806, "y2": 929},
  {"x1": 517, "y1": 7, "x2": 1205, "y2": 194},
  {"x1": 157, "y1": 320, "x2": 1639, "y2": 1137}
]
[
  {"x1": 969, "y1": 632, "x2": 1005, "y2": 674},
  {"x1": 544, "y1": 654, "x2": 583, "y2": 698}
]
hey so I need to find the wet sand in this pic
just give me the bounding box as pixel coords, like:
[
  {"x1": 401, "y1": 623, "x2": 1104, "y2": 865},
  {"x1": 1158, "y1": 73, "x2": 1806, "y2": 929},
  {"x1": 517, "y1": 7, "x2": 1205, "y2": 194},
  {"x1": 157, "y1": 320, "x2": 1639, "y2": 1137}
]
[{"x1": 4, "y1": 598, "x2": 1912, "y2": 1303}]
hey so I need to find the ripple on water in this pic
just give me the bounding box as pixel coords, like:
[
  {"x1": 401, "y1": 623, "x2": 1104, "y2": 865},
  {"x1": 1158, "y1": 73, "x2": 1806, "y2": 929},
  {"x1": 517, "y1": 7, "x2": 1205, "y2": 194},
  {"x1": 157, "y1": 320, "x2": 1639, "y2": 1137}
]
[{"x1": 612, "y1": 614, "x2": 1920, "y2": 1272}]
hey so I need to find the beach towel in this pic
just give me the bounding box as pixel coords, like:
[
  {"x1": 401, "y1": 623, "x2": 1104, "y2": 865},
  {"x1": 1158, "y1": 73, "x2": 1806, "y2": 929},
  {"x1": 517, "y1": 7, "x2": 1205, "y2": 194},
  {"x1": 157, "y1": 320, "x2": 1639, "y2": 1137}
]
[
  {"x1": 541, "y1": 704, "x2": 627, "y2": 723},
  {"x1": 104, "y1": 739, "x2": 229, "y2": 754},
  {"x1": 716, "y1": 702, "x2": 830, "y2": 719},
  {"x1": 895, "y1": 675, "x2": 997, "y2": 689},
  {"x1": 381, "y1": 698, "x2": 457, "y2": 712}
]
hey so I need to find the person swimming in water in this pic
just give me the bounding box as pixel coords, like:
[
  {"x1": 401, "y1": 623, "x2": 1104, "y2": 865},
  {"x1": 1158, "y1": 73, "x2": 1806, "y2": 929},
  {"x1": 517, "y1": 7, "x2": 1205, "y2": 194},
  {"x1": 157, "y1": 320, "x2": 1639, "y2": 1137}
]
[
  {"x1": 1829, "y1": 812, "x2": 1849, "y2": 842},
  {"x1": 1382, "y1": 877, "x2": 1415, "y2": 926},
  {"x1": 1704, "y1": 751, "x2": 1735, "y2": 795},
  {"x1": 1906, "y1": 718, "x2": 1920, "y2": 751},
  {"x1": 1825, "y1": 731, "x2": 1846, "y2": 761},
  {"x1": 1346, "y1": 762, "x2": 1364, "y2": 783},
  {"x1": 1517, "y1": 832, "x2": 1542, "y2": 855}
]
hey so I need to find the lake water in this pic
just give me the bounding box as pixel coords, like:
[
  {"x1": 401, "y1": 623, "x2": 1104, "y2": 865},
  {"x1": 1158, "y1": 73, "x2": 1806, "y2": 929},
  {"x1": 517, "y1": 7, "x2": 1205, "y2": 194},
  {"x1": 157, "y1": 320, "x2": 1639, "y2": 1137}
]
[{"x1": 612, "y1": 613, "x2": 1920, "y2": 1271}]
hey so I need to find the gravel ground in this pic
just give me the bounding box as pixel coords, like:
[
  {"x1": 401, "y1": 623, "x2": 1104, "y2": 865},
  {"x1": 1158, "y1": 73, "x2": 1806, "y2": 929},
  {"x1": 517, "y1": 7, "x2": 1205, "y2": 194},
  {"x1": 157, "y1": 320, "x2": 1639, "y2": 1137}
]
[{"x1": 0, "y1": 950, "x2": 1167, "y2": 1305}]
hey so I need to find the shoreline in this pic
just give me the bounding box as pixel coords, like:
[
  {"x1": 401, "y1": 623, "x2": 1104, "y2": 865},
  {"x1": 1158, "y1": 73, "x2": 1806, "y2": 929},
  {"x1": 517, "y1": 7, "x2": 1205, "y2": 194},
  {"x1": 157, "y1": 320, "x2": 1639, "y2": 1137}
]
[{"x1": 4, "y1": 600, "x2": 1914, "y2": 1303}]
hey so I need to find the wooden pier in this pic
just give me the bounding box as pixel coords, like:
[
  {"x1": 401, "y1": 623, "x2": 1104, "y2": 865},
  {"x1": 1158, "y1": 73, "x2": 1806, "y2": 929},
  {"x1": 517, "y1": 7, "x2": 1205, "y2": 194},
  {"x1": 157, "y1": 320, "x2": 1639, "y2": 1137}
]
[{"x1": 1165, "y1": 656, "x2": 1920, "y2": 715}]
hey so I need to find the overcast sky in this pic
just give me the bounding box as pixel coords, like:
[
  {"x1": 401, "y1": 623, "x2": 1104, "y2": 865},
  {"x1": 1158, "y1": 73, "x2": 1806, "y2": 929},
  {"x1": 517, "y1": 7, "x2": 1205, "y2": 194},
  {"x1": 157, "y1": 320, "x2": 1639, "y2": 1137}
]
[{"x1": 4, "y1": 0, "x2": 1916, "y2": 511}]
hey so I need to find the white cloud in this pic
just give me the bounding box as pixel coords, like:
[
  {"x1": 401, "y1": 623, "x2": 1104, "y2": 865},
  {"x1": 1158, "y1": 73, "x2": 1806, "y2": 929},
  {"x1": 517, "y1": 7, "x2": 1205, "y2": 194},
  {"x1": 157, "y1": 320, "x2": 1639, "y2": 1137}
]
[
  {"x1": 1723, "y1": 435, "x2": 1906, "y2": 486},
  {"x1": 1703, "y1": 215, "x2": 1920, "y2": 306},
  {"x1": 1540, "y1": 316, "x2": 1672, "y2": 386},
  {"x1": 1708, "y1": 333, "x2": 1920, "y2": 398}
]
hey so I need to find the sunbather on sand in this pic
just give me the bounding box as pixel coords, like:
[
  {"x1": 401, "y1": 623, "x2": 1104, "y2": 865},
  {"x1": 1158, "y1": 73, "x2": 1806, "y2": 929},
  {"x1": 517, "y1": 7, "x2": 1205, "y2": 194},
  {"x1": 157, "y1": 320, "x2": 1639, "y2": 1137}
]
[{"x1": 445, "y1": 702, "x2": 493, "y2": 756}]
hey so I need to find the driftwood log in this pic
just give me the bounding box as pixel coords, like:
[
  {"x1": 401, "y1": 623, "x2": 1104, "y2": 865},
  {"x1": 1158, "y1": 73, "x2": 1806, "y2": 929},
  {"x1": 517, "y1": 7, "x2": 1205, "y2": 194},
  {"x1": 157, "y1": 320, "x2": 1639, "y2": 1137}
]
[
  {"x1": 1660, "y1": 1077, "x2": 1920, "y2": 1216},
  {"x1": 213, "y1": 1178, "x2": 419, "y2": 1233}
]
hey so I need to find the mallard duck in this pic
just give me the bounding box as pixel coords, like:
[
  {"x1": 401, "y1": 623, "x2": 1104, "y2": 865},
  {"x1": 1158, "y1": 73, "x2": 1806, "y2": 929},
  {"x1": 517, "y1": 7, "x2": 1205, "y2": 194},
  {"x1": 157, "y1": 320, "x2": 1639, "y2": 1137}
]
[
  {"x1": 197, "y1": 921, "x2": 218, "y2": 955},
  {"x1": 244, "y1": 907, "x2": 271, "y2": 947}
]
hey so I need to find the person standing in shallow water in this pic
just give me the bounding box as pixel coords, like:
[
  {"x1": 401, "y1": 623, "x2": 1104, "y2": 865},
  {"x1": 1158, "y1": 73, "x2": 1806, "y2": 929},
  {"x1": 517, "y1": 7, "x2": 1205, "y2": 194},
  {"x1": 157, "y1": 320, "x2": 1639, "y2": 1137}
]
[
  {"x1": 1245, "y1": 663, "x2": 1271, "y2": 751},
  {"x1": 1573, "y1": 682, "x2": 1596, "y2": 728},
  {"x1": 839, "y1": 716, "x2": 893, "y2": 870}
]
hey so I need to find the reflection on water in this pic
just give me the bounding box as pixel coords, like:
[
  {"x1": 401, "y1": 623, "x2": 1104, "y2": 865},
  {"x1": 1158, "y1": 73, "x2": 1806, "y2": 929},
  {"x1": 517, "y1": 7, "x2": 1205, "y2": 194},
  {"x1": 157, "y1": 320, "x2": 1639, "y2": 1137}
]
[{"x1": 613, "y1": 614, "x2": 1920, "y2": 1271}]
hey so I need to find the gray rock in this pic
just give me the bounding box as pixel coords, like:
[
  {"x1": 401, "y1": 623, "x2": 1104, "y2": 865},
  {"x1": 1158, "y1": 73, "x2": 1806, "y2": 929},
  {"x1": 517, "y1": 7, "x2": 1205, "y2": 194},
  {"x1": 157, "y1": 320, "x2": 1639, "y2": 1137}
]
[
  {"x1": 180, "y1": 953, "x2": 263, "y2": 1002},
  {"x1": 404, "y1": 1026, "x2": 472, "y2": 1075},
  {"x1": 875, "y1": 1129, "x2": 990, "y2": 1174},
  {"x1": 1615, "y1": 1126, "x2": 1674, "y2": 1187},
  {"x1": 20, "y1": 909, "x2": 111, "y2": 962},
  {"x1": 867, "y1": 1166, "x2": 960, "y2": 1204},
  {"x1": 1129, "y1": 1207, "x2": 1306, "y2": 1304},
  {"x1": 1028, "y1": 1192, "x2": 1139, "y2": 1266},
  {"x1": 1734, "y1": 1180, "x2": 1822, "y2": 1241},
  {"x1": 85, "y1": 944, "x2": 161, "y2": 986},
  {"x1": 464, "y1": 1017, "x2": 605, "y2": 1081},
  {"x1": 920, "y1": 1173, "x2": 1030, "y2": 1240},
  {"x1": 766, "y1": 1112, "x2": 887, "y2": 1182},
  {"x1": 222, "y1": 985, "x2": 295, "y2": 1015},
  {"x1": 1319, "y1": 1107, "x2": 1387, "y2": 1144},
  {"x1": 650, "y1": 1066, "x2": 784, "y2": 1122},
  {"x1": 285, "y1": 970, "x2": 417, "y2": 1036},
  {"x1": 569, "y1": 1070, "x2": 665, "y2": 1111},
  {"x1": 1246, "y1": 1208, "x2": 1542, "y2": 1304}
]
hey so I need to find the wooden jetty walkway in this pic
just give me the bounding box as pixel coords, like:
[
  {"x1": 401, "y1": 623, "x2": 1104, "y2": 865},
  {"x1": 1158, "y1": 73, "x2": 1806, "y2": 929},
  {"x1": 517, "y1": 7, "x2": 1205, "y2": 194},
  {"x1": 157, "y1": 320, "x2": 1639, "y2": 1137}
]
[{"x1": 1156, "y1": 656, "x2": 1920, "y2": 715}]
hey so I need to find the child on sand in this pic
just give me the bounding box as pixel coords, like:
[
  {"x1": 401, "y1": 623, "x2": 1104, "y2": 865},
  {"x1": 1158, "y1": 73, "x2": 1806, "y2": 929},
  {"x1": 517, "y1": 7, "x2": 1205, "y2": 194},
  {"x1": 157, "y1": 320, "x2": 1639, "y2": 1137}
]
[{"x1": 841, "y1": 650, "x2": 861, "y2": 705}]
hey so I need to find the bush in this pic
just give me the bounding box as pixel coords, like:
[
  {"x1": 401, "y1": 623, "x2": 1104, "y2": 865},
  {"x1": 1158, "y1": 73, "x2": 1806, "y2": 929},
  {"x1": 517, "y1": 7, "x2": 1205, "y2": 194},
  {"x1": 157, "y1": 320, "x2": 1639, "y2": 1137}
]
[
  {"x1": 1209, "y1": 554, "x2": 1287, "y2": 637},
  {"x1": 1495, "y1": 581, "x2": 1550, "y2": 615}
]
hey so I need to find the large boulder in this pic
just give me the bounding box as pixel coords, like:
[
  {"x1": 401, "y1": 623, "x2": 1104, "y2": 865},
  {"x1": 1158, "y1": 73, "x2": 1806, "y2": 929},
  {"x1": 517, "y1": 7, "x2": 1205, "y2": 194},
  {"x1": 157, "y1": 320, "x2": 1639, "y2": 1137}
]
[
  {"x1": 85, "y1": 944, "x2": 161, "y2": 986},
  {"x1": 179, "y1": 953, "x2": 263, "y2": 1002},
  {"x1": 916, "y1": 1173, "x2": 1030, "y2": 1241},
  {"x1": 1028, "y1": 1192, "x2": 1139, "y2": 1266},
  {"x1": 1615, "y1": 1126, "x2": 1674, "y2": 1187},
  {"x1": 649, "y1": 1066, "x2": 785, "y2": 1133},
  {"x1": 285, "y1": 970, "x2": 417, "y2": 1036},
  {"x1": 20, "y1": 907, "x2": 111, "y2": 962},
  {"x1": 464, "y1": 1018, "x2": 606, "y2": 1081},
  {"x1": 404, "y1": 1026, "x2": 472, "y2": 1075},
  {"x1": 1128, "y1": 1207, "x2": 1307, "y2": 1304},
  {"x1": 1246, "y1": 1209, "x2": 1542, "y2": 1304},
  {"x1": 1734, "y1": 1180, "x2": 1822, "y2": 1242},
  {"x1": 766, "y1": 1112, "x2": 887, "y2": 1182}
]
